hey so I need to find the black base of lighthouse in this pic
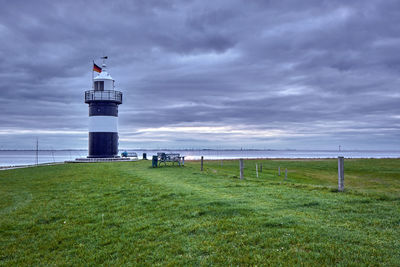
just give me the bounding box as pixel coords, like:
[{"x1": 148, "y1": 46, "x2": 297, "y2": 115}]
[{"x1": 88, "y1": 132, "x2": 119, "y2": 158}]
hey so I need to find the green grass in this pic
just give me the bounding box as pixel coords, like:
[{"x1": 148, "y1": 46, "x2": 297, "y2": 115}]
[{"x1": 0, "y1": 159, "x2": 399, "y2": 265}]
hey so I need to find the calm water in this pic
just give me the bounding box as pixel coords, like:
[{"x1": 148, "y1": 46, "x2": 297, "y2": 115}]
[{"x1": 1, "y1": 149, "x2": 399, "y2": 167}]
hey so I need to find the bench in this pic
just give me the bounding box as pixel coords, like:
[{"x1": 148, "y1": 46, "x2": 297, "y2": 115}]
[
  {"x1": 121, "y1": 151, "x2": 138, "y2": 160},
  {"x1": 157, "y1": 152, "x2": 184, "y2": 166}
]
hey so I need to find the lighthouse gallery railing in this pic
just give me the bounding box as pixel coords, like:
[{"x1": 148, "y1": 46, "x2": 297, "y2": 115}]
[{"x1": 85, "y1": 90, "x2": 122, "y2": 104}]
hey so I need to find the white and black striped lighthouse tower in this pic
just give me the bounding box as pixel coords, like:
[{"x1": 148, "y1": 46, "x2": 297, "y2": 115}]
[{"x1": 85, "y1": 59, "x2": 122, "y2": 158}]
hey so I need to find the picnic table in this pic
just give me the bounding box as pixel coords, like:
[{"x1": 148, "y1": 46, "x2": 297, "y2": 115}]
[{"x1": 157, "y1": 152, "x2": 185, "y2": 166}]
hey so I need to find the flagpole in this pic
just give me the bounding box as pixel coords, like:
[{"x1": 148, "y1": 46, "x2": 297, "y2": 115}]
[{"x1": 92, "y1": 60, "x2": 94, "y2": 89}]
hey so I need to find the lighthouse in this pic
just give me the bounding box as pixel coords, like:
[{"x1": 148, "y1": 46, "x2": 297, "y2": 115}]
[{"x1": 84, "y1": 59, "x2": 122, "y2": 158}]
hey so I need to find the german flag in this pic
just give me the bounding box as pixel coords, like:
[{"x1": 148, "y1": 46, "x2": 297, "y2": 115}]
[{"x1": 93, "y1": 62, "x2": 102, "y2": 73}]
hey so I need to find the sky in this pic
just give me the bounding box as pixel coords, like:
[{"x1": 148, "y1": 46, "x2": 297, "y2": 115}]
[{"x1": 0, "y1": 0, "x2": 399, "y2": 150}]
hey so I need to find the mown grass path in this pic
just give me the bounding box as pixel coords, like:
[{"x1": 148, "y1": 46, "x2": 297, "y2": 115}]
[{"x1": 0, "y1": 159, "x2": 399, "y2": 265}]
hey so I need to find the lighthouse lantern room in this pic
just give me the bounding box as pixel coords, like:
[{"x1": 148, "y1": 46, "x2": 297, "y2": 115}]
[{"x1": 85, "y1": 59, "x2": 122, "y2": 158}]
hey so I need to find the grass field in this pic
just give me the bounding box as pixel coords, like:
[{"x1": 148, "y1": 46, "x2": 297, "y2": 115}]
[{"x1": 0, "y1": 159, "x2": 399, "y2": 265}]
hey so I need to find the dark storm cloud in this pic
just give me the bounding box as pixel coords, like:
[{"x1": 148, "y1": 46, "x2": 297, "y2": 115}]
[{"x1": 0, "y1": 0, "x2": 399, "y2": 149}]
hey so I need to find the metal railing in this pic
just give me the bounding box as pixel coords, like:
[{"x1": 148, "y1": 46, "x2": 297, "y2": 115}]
[{"x1": 85, "y1": 90, "x2": 122, "y2": 104}]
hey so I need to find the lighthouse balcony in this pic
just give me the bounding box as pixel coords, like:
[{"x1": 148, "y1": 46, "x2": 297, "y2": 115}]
[{"x1": 85, "y1": 90, "x2": 122, "y2": 104}]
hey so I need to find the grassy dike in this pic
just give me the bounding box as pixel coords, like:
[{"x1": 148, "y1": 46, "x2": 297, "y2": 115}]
[{"x1": 0, "y1": 159, "x2": 399, "y2": 265}]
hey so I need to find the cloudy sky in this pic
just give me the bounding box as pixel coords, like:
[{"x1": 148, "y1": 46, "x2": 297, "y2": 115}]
[{"x1": 0, "y1": 0, "x2": 399, "y2": 150}]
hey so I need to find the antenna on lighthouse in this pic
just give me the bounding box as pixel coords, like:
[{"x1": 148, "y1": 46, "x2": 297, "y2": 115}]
[{"x1": 101, "y1": 56, "x2": 108, "y2": 68}]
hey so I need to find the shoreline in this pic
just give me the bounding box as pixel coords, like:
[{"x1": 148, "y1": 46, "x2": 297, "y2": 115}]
[{"x1": 0, "y1": 162, "x2": 64, "y2": 170}]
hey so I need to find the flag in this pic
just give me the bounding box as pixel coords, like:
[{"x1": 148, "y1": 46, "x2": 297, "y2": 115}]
[{"x1": 93, "y1": 62, "x2": 102, "y2": 73}]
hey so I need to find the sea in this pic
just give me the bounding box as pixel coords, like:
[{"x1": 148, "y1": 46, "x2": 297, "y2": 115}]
[{"x1": 1, "y1": 149, "x2": 400, "y2": 167}]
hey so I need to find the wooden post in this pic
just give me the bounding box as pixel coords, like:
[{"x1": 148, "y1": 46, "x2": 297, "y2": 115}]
[
  {"x1": 278, "y1": 166, "x2": 281, "y2": 176},
  {"x1": 201, "y1": 156, "x2": 204, "y2": 171},
  {"x1": 338, "y1": 156, "x2": 344, "y2": 192},
  {"x1": 260, "y1": 163, "x2": 262, "y2": 173},
  {"x1": 284, "y1": 168, "x2": 287, "y2": 180},
  {"x1": 256, "y1": 163, "x2": 259, "y2": 178},
  {"x1": 239, "y1": 159, "x2": 244, "y2": 180},
  {"x1": 36, "y1": 138, "x2": 39, "y2": 166}
]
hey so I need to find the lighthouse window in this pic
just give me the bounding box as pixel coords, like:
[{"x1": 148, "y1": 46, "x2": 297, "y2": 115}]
[{"x1": 94, "y1": 81, "x2": 104, "y2": 91}]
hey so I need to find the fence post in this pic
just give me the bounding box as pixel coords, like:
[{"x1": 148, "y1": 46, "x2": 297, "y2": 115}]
[
  {"x1": 239, "y1": 159, "x2": 244, "y2": 180},
  {"x1": 338, "y1": 156, "x2": 344, "y2": 192},
  {"x1": 201, "y1": 156, "x2": 204, "y2": 171},
  {"x1": 278, "y1": 166, "x2": 281, "y2": 176},
  {"x1": 284, "y1": 168, "x2": 287, "y2": 180},
  {"x1": 256, "y1": 163, "x2": 259, "y2": 178}
]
